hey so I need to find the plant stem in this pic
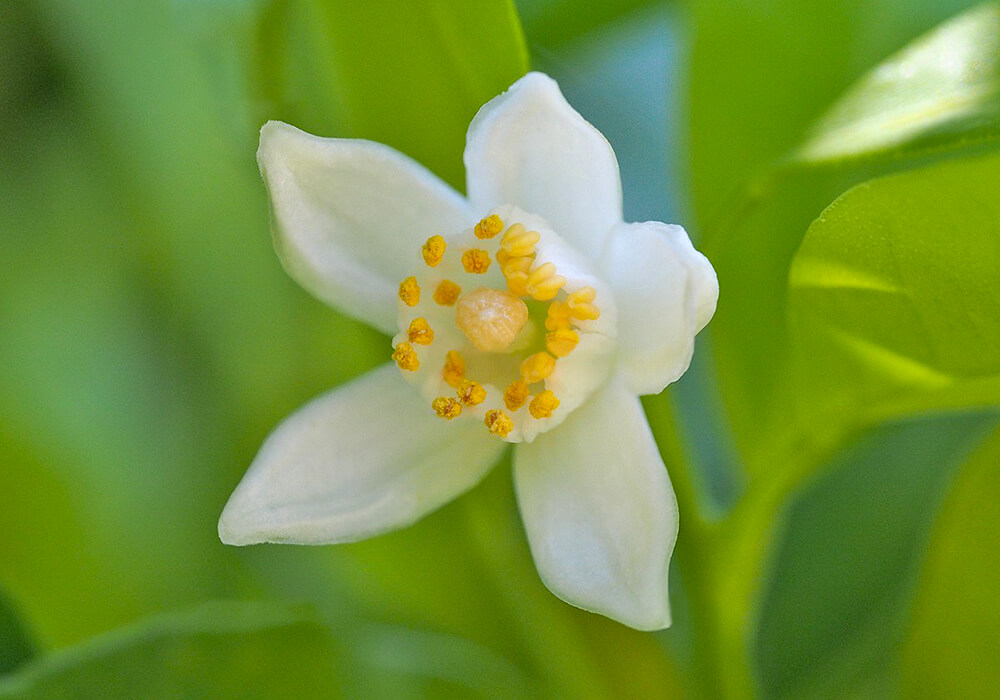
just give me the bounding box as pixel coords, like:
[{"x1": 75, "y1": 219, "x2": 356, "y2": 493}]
[{"x1": 646, "y1": 394, "x2": 757, "y2": 699}]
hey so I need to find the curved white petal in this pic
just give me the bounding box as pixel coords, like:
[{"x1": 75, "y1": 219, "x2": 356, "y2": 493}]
[
  {"x1": 258, "y1": 121, "x2": 472, "y2": 334},
  {"x1": 603, "y1": 222, "x2": 719, "y2": 395},
  {"x1": 464, "y1": 73, "x2": 623, "y2": 258},
  {"x1": 513, "y1": 378, "x2": 677, "y2": 630},
  {"x1": 219, "y1": 364, "x2": 505, "y2": 545}
]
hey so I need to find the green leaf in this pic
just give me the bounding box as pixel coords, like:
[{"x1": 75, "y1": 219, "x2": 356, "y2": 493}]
[
  {"x1": 754, "y1": 411, "x2": 998, "y2": 699},
  {"x1": 900, "y1": 427, "x2": 1000, "y2": 699},
  {"x1": 254, "y1": 0, "x2": 529, "y2": 189},
  {"x1": 0, "y1": 602, "x2": 342, "y2": 698},
  {"x1": 787, "y1": 149, "x2": 1000, "y2": 437},
  {"x1": 515, "y1": 0, "x2": 659, "y2": 47},
  {"x1": 701, "y1": 4, "x2": 1000, "y2": 473},
  {"x1": 688, "y1": 0, "x2": 981, "y2": 225},
  {"x1": 0, "y1": 588, "x2": 35, "y2": 676},
  {"x1": 795, "y1": 3, "x2": 1000, "y2": 165}
]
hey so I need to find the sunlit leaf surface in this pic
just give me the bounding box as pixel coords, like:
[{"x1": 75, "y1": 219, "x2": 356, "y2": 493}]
[
  {"x1": 796, "y1": 3, "x2": 1000, "y2": 164},
  {"x1": 788, "y1": 149, "x2": 1000, "y2": 425}
]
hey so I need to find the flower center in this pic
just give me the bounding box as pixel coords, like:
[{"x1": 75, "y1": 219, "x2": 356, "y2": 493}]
[{"x1": 390, "y1": 206, "x2": 613, "y2": 443}]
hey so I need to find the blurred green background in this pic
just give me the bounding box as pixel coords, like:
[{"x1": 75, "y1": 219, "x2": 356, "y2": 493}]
[{"x1": 1, "y1": 0, "x2": 998, "y2": 697}]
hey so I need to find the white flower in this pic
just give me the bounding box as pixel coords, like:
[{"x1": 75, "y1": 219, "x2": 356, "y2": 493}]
[{"x1": 218, "y1": 72, "x2": 717, "y2": 630}]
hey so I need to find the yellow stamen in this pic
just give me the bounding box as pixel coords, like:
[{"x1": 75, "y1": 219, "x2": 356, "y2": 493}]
[
  {"x1": 398, "y1": 276, "x2": 420, "y2": 307},
  {"x1": 529, "y1": 390, "x2": 560, "y2": 419},
  {"x1": 443, "y1": 350, "x2": 465, "y2": 388},
  {"x1": 546, "y1": 327, "x2": 579, "y2": 357},
  {"x1": 457, "y1": 379, "x2": 487, "y2": 406},
  {"x1": 432, "y1": 396, "x2": 462, "y2": 419},
  {"x1": 407, "y1": 317, "x2": 434, "y2": 345},
  {"x1": 502, "y1": 256, "x2": 533, "y2": 297},
  {"x1": 526, "y1": 262, "x2": 566, "y2": 302},
  {"x1": 433, "y1": 279, "x2": 461, "y2": 306},
  {"x1": 544, "y1": 301, "x2": 572, "y2": 331},
  {"x1": 461, "y1": 249, "x2": 491, "y2": 274},
  {"x1": 474, "y1": 214, "x2": 504, "y2": 239},
  {"x1": 421, "y1": 235, "x2": 446, "y2": 267},
  {"x1": 520, "y1": 352, "x2": 556, "y2": 384},
  {"x1": 570, "y1": 303, "x2": 601, "y2": 321},
  {"x1": 455, "y1": 287, "x2": 529, "y2": 352},
  {"x1": 484, "y1": 409, "x2": 513, "y2": 438},
  {"x1": 503, "y1": 379, "x2": 529, "y2": 411},
  {"x1": 501, "y1": 223, "x2": 540, "y2": 257},
  {"x1": 567, "y1": 286, "x2": 600, "y2": 320},
  {"x1": 392, "y1": 342, "x2": 419, "y2": 371}
]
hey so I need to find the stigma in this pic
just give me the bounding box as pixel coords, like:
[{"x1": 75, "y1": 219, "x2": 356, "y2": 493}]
[{"x1": 455, "y1": 288, "x2": 529, "y2": 352}]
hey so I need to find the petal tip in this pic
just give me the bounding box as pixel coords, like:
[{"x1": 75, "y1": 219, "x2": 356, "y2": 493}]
[
  {"x1": 535, "y1": 565, "x2": 673, "y2": 631},
  {"x1": 256, "y1": 120, "x2": 309, "y2": 172},
  {"x1": 217, "y1": 491, "x2": 269, "y2": 546}
]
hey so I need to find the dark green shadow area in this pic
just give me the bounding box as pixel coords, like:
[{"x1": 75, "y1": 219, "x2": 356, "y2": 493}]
[{"x1": 755, "y1": 409, "x2": 999, "y2": 699}]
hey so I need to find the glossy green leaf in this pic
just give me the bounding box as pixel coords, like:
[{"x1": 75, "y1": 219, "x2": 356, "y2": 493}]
[
  {"x1": 0, "y1": 602, "x2": 342, "y2": 698},
  {"x1": 796, "y1": 3, "x2": 1000, "y2": 165},
  {"x1": 754, "y1": 411, "x2": 998, "y2": 699},
  {"x1": 787, "y1": 149, "x2": 1000, "y2": 437},
  {"x1": 688, "y1": 0, "x2": 980, "y2": 226},
  {"x1": 900, "y1": 427, "x2": 1000, "y2": 699},
  {"x1": 696, "y1": 1, "x2": 994, "y2": 472},
  {"x1": 254, "y1": 0, "x2": 529, "y2": 189}
]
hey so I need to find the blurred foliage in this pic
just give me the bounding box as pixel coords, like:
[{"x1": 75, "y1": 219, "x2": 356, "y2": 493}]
[
  {"x1": 901, "y1": 427, "x2": 1000, "y2": 699},
  {"x1": 0, "y1": 603, "x2": 344, "y2": 699},
  {"x1": 0, "y1": 591, "x2": 34, "y2": 676},
  {"x1": 755, "y1": 411, "x2": 998, "y2": 699},
  {"x1": 253, "y1": 0, "x2": 528, "y2": 189},
  {"x1": 1, "y1": 0, "x2": 998, "y2": 697}
]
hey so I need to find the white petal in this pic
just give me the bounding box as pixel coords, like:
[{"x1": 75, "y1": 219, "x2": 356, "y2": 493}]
[
  {"x1": 219, "y1": 364, "x2": 505, "y2": 545},
  {"x1": 513, "y1": 378, "x2": 677, "y2": 630},
  {"x1": 464, "y1": 73, "x2": 623, "y2": 258},
  {"x1": 602, "y1": 222, "x2": 718, "y2": 395},
  {"x1": 258, "y1": 121, "x2": 472, "y2": 334}
]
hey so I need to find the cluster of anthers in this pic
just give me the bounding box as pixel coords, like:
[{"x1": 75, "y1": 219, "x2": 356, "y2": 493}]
[{"x1": 390, "y1": 209, "x2": 603, "y2": 442}]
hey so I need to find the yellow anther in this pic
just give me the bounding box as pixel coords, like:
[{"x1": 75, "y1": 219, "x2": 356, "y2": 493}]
[
  {"x1": 484, "y1": 409, "x2": 514, "y2": 438},
  {"x1": 567, "y1": 286, "x2": 600, "y2": 320},
  {"x1": 455, "y1": 287, "x2": 529, "y2": 352},
  {"x1": 520, "y1": 352, "x2": 556, "y2": 384},
  {"x1": 529, "y1": 390, "x2": 560, "y2": 419},
  {"x1": 503, "y1": 379, "x2": 529, "y2": 412},
  {"x1": 432, "y1": 397, "x2": 462, "y2": 420},
  {"x1": 461, "y1": 249, "x2": 491, "y2": 274},
  {"x1": 495, "y1": 249, "x2": 511, "y2": 266},
  {"x1": 433, "y1": 279, "x2": 461, "y2": 306},
  {"x1": 502, "y1": 255, "x2": 533, "y2": 297},
  {"x1": 474, "y1": 214, "x2": 504, "y2": 239},
  {"x1": 456, "y1": 379, "x2": 487, "y2": 407},
  {"x1": 399, "y1": 276, "x2": 420, "y2": 307},
  {"x1": 546, "y1": 327, "x2": 579, "y2": 357},
  {"x1": 443, "y1": 350, "x2": 465, "y2": 387},
  {"x1": 392, "y1": 342, "x2": 419, "y2": 371},
  {"x1": 544, "y1": 301, "x2": 573, "y2": 331},
  {"x1": 407, "y1": 317, "x2": 434, "y2": 345},
  {"x1": 570, "y1": 303, "x2": 601, "y2": 321},
  {"x1": 421, "y1": 235, "x2": 446, "y2": 267},
  {"x1": 526, "y1": 262, "x2": 566, "y2": 302},
  {"x1": 501, "y1": 223, "x2": 541, "y2": 257}
]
